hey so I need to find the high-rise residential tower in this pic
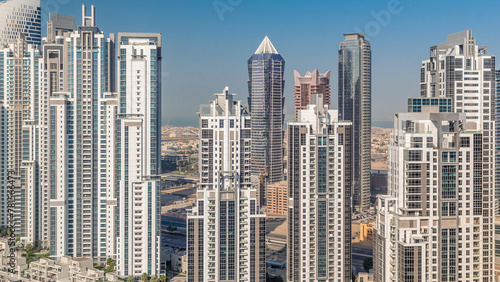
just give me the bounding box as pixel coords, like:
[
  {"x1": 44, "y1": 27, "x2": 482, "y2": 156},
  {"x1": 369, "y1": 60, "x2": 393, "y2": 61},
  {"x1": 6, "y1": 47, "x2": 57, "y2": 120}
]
[
  {"x1": 36, "y1": 12, "x2": 77, "y2": 249},
  {"x1": 293, "y1": 69, "x2": 331, "y2": 120},
  {"x1": 187, "y1": 87, "x2": 266, "y2": 281},
  {"x1": 40, "y1": 5, "x2": 116, "y2": 261},
  {"x1": 0, "y1": 35, "x2": 41, "y2": 240},
  {"x1": 247, "y1": 36, "x2": 285, "y2": 205},
  {"x1": 115, "y1": 33, "x2": 162, "y2": 276},
  {"x1": 496, "y1": 69, "x2": 500, "y2": 214},
  {"x1": 287, "y1": 93, "x2": 352, "y2": 282},
  {"x1": 338, "y1": 33, "x2": 371, "y2": 211},
  {"x1": 374, "y1": 108, "x2": 490, "y2": 282},
  {"x1": 0, "y1": 0, "x2": 41, "y2": 46},
  {"x1": 420, "y1": 30, "x2": 496, "y2": 218},
  {"x1": 375, "y1": 30, "x2": 496, "y2": 281}
]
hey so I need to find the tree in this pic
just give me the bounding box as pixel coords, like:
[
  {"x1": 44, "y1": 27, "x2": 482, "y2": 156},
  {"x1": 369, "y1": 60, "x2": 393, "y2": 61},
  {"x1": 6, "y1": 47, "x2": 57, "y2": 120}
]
[
  {"x1": 141, "y1": 273, "x2": 149, "y2": 282},
  {"x1": 21, "y1": 244, "x2": 36, "y2": 265},
  {"x1": 363, "y1": 257, "x2": 373, "y2": 272},
  {"x1": 159, "y1": 275, "x2": 166, "y2": 282},
  {"x1": 106, "y1": 258, "x2": 116, "y2": 273},
  {"x1": 35, "y1": 252, "x2": 50, "y2": 259},
  {"x1": 150, "y1": 276, "x2": 158, "y2": 282},
  {"x1": 166, "y1": 226, "x2": 177, "y2": 232},
  {"x1": 127, "y1": 276, "x2": 135, "y2": 282}
]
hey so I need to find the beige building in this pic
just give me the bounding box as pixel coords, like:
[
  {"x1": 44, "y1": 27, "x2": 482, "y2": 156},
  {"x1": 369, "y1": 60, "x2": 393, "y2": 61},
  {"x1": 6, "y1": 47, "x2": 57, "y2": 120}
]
[
  {"x1": 356, "y1": 272, "x2": 373, "y2": 282},
  {"x1": 353, "y1": 222, "x2": 374, "y2": 243},
  {"x1": 0, "y1": 238, "x2": 28, "y2": 279},
  {"x1": 171, "y1": 251, "x2": 187, "y2": 273},
  {"x1": 27, "y1": 257, "x2": 118, "y2": 282},
  {"x1": 266, "y1": 181, "x2": 287, "y2": 215}
]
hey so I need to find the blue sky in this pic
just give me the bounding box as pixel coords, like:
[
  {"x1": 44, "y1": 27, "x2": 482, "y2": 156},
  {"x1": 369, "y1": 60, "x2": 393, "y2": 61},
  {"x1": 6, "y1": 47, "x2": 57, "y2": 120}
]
[{"x1": 44, "y1": 0, "x2": 500, "y2": 127}]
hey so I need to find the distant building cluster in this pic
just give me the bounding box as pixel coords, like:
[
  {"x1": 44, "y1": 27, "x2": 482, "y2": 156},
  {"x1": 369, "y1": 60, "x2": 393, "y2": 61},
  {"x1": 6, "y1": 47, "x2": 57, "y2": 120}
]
[
  {"x1": 185, "y1": 30, "x2": 500, "y2": 282},
  {"x1": 371, "y1": 127, "x2": 390, "y2": 170}
]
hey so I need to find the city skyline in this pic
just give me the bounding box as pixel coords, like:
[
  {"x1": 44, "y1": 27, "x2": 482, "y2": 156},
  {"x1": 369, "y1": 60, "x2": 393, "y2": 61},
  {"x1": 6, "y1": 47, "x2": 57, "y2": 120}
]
[
  {"x1": 2, "y1": 1, "x2": 500, "y2": 281},
  {"x1": 0, "y1": 2, "x2": 163, "y2": 277},
  {"x1": 41, "y1": 0, "x2": 500, "y2": 128}
]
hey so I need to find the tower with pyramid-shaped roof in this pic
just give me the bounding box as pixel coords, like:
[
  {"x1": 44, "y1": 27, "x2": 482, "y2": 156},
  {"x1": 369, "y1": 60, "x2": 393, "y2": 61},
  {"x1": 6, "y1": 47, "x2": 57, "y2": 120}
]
[{"x1": 247, "y1": 36, "x2": 285, "y2": 206}]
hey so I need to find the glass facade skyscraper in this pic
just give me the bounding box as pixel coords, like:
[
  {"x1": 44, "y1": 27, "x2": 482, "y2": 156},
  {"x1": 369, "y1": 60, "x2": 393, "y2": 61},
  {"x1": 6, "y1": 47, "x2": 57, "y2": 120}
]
[
  {"x1": 247, "y1": 36, "x2": 285, "y2": 205},
  {"x1": 0, "y1": 0, "x2": 41, "y2": 46},
  {"x1": 338, "y1": 33, "x2": 372, "y2": 211}
]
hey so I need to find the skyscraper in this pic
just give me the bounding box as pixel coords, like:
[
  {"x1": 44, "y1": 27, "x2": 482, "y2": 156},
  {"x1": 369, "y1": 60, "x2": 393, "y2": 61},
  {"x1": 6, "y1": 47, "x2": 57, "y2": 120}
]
[
  {"x1": 0, "y1": 0, "x2": 41, "y2": 46},
  {"x1": 40, "y1": 5, "x2": 116, "y2": 261},
  {"x1": 247, "y1": 36, "x2": 285, "y2": 205},
  {"x1": 338, "y1": 33, "x2": 371, "y2": 211},
  {"x1": 36, "y1": 12, "x2": 77, "y2": 249},
  {"x1": 374, "y1": 108, "x2": 489, "y2": 281},
  {"x1": 293, "y1": 69, "x2": 331, "y2": 120},
  {"x1": 287, "y1": 93, "x2": 352, "y2": 282},
  {"x1": 115, "y1": 33, "x2": 162, "y2": 276},
  {"x1": 420, "y1": 30, "x2": 495, "y2": 220},
  {"x1": 0, "y1": 35, "x2": 41, "y2": 240},
  {"x1": 496, "y1": 69, "x2": 500, "y2": 214},
  {"x1": 187, "y1": 87, "x2": 266, "y2": 281},
  {"x1": 374, "y1": 30, "x2": 496, "y2": 281}
]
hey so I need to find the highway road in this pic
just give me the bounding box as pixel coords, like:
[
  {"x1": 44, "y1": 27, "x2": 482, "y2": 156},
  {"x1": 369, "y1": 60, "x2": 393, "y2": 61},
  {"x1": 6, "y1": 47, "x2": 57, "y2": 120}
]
[{"x1": 352, "y1": 246, "x2": 373, "y2": 274}]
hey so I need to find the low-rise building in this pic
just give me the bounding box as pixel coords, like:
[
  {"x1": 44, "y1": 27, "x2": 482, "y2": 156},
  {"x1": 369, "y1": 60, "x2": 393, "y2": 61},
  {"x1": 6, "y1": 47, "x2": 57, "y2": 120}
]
[
  {"x1": 356, "y1": 272, "x2": 373, "y2": 282},
  {"x1": 0, "y1": 238, "x2": 28, "y2": 279},
  {"x1": 170, "y1": 251, "x2": 187, "y2": 273},
  {"x1": 27, "y1": 256, "x2": 118, "y2": 282}
]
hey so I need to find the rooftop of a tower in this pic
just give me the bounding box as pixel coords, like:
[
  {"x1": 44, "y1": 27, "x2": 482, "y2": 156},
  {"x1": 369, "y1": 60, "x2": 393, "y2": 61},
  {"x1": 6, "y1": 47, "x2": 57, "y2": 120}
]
[{"x1": 254, "y1": 36, "x2": 278, "y2": 54}]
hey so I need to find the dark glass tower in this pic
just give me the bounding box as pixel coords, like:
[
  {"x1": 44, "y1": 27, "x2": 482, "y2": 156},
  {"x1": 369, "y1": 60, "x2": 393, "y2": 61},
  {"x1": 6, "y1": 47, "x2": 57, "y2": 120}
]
[
  {"x1": 248, "y1": 36, "x2": 285, "y2": 205},
  {"x1": 338, "y1": 33, "x2": 371, "y2": 211}
]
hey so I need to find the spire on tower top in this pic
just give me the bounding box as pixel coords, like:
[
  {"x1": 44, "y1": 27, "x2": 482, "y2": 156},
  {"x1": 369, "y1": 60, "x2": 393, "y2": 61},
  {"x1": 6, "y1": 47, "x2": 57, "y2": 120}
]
[{"x1": 255, "y1": 36, "x2": 278, "y2": 54}]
